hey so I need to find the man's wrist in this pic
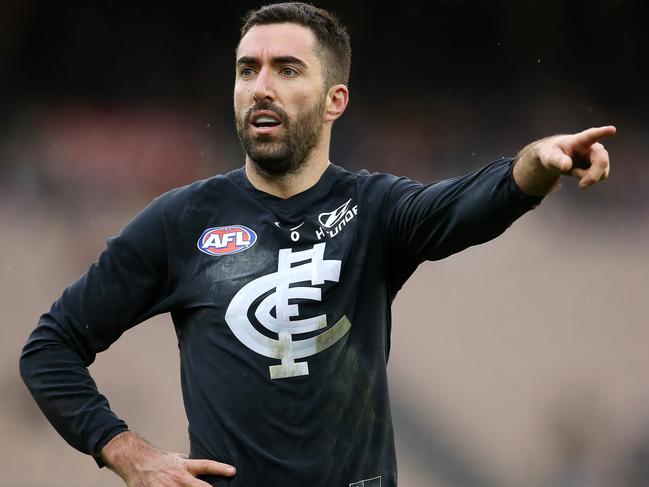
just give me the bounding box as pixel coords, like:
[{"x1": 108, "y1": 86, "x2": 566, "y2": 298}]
[
  {"x1": 100, "y1": 430, "x2": 151, "y2": 478},
  {"x1": 513, "y1": 139, "x2": 561, "y2": 196}
]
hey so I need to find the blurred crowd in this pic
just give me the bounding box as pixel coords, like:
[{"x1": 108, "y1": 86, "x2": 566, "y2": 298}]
[{"x1": 1, "y1": 0, "x2": 647, "y2": 214}]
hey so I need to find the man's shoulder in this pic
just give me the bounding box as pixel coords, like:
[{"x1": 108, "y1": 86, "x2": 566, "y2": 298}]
[
  {"x1": 131, "y1": 169, "x2": 244, "y2": 231},
  {"x1": 333, "y1": 164, "x2": 404, "y2": 183},
  {"x1": 154, "y1": 168, "x2": 242, "y2": 207},
  {"x1": 333, "y1": 164, "x2": 411, "y2": 194}
]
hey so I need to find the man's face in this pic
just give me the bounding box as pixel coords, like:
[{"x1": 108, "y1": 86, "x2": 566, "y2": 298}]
[{"x1": 234, "y1": 23, "x2": 328, "y2": 176}]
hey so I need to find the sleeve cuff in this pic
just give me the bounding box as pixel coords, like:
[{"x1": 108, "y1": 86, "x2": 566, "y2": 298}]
[{"x1": 505, "y1": 158, "x2": 545, "y2": 208}]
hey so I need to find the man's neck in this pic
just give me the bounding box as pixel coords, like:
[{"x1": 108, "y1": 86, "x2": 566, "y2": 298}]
[{"x1": 244, "y1": 150, "x2": 330, "y2": 200}]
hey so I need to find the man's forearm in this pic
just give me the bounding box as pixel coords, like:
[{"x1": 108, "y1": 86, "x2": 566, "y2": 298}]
[{"x1": 19, "y1": 315, "x2": 129, "y2": 463}]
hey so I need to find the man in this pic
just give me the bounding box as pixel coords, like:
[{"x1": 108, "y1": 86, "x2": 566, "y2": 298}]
[{"x1": 20, "y1": 3, "x2": 614, "y2": 487}]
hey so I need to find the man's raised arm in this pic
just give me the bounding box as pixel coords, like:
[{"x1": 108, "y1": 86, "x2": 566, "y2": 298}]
[{"x1": 378, "y1": 125, "x2": 615, "y2": 292}]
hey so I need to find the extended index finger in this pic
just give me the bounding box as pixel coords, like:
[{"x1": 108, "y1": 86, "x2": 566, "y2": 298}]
[
  {"x1": 185, "y1": 458, "x2": 237, "y2": 477},
  {"x1": 572, "y1": 125, "x2": 617, "y2": 148}
]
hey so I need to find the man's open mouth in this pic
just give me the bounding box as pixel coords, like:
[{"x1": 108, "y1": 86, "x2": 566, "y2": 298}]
[{"x1": 251, "y1": 112, "x2": 282, "y2": 128}]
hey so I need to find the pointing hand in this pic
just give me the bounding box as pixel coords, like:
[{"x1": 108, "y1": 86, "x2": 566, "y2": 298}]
[
  {"x1": 536, "y1": 125, "x2": 616, "y2": 189},
  {"x1": 513, "y1": 125, "x2": 616, "y2": 195}
]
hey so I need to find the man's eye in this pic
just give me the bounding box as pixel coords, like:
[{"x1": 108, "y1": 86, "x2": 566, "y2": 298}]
[
  {"x1": 281, "y1": 67, "x2": 297, "y2": 77},
  {"x1": 241, "y1": 68, "x2": 254, "y2": 77}
]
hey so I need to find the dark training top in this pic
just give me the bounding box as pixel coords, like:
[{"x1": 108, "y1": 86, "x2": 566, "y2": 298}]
[{"x1": 20, "y1": 158, "x2": 542, "y2": 487}]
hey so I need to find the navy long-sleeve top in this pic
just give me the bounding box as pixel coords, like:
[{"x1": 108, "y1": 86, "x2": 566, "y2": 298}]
[{"x1": 20, "y1": 159, "x2": 542, "y2": 486}]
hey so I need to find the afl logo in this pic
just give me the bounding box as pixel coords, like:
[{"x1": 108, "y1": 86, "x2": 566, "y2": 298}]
[{"x1": 197, "y1": 225, "x2": 257, "y2": 256}]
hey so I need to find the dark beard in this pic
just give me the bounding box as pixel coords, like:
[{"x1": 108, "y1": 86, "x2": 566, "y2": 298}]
[{"x1": 235, "y1": 96, "x2": 325, "y2": 177}]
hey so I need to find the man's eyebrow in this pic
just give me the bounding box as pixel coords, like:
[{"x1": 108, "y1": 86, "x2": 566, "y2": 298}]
[
  {"x1": 236, "y1": 56, "x2": 259, "y2": 66},
  {"x1": 273, "y1": 56, "x2": 308, "y2": 68},
  {"x1": 236, "y1": 55, "x2": 308, "y2": 68}
]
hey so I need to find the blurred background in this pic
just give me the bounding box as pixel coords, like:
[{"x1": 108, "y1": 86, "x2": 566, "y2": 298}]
[{"x1": 1, "y1": 0, "x2": 648, "y2": 485}]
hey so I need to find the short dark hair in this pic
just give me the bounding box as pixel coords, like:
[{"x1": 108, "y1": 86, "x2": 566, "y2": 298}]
[{"x1": 240, "y1": 2, "x2": 351, "y2": 88}]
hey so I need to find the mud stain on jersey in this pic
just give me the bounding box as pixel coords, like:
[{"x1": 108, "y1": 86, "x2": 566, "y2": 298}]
[{"x1": 326, "y1": 342, "x2": 380, "y2": 457}]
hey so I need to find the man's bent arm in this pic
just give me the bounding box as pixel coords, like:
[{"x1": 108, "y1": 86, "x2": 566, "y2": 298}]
[
  {"x1": 19, "y1": 195, "x2": 174, "y2": 466},
  {"x1": 19, "y1": 316, "x2": 129, "y2": 464}
]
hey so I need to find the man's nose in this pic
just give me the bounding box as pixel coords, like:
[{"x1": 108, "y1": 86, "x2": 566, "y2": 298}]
[{"x1": 252, "y1": 67, "x2": 275, "y2": 101}]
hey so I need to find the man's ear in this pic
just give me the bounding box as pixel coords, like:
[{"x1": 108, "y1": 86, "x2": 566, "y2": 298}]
[{"x1": 324, "y1": 84, "x2": 349, "y2": 122}]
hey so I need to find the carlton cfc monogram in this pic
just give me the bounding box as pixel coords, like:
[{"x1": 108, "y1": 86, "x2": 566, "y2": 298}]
[{"x1": 225, "y1": 242, "x2": 351, "y2": 379}]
